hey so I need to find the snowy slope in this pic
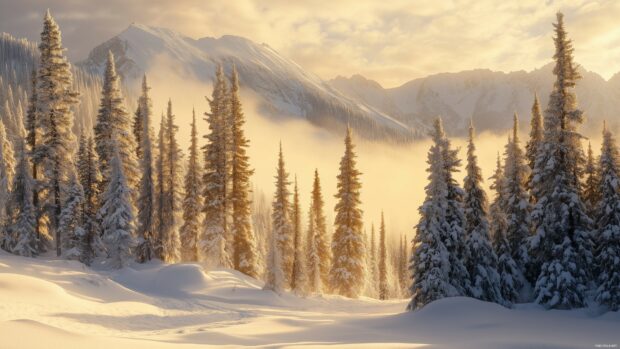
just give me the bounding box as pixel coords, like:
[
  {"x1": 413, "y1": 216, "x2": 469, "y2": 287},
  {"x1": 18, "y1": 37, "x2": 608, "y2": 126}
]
[
  {"x1": 330, "y1": 65, "x2": 620, "y2": 136},
  {"x1": 1, "y1": 251, "x2": 618, "y2": 348},
  {"x1": 78, "y1": 24, "x2": 421, "y2": 142}
]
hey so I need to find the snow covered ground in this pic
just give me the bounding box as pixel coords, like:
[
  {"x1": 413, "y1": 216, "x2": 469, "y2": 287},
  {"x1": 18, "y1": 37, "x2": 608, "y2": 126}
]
[{"x1": 0, "y1": 251, "x2": 618, "y2": 349}]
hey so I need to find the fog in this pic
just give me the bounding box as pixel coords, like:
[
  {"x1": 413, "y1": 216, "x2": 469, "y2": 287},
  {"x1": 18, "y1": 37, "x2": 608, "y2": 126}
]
[{"x1": 139, "y1": 59, "x2": 607, "y2": 244}]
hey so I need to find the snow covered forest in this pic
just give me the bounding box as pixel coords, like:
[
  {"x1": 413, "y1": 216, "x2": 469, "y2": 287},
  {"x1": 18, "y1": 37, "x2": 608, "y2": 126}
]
[{"x1": 0, "y1": 8, "x2": 619, "y2": 347}]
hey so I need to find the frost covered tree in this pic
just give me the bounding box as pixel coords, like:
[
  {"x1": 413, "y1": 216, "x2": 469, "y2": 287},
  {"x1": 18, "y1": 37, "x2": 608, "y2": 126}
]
[
  {"x1": 264, "y1": 221, "x2": 285, "y2": 294},
  {"x1": 154, "y1": 114, "x2": 166, "y2": 259},
  {"x1": 0, "y1": 120, "x2": 15, "y2": 230},
  {"x1": 503, "y1": 114, "x2": 531, "y2": 270},
  {"x1": 94, "y1": 51, "x2": 139, "y2": 199},
  {"x1": 582, "y1": 142, "x2": 600, "y2": 217},
  {"x1": 100, "y1": 144, "x2": 136, "y2": 269},
  {"x1": 462, "y1": 122, "x2": 503, "y2": 304},
  {"x1": 25, "y1": 68, "x2": 44, "y2": 247},
  {"x1": 530, "y1": 13, "x2": 593, "y2": 309},
  {"x1": 180, "y1": 110, "x2": 202, "y2": 262},
  {"x1": 229, "y1": 66, "x2": 258, "y2": 277},
  {"x1": 378, "y1": 212, "x2": 388, "y2": 300},
  {"x1": 36, "y1": 10, "x2": 79, "y2": 256},
  {"x1": 135, "y1": 76, "x2": 156, "y2": 263},
  {"x1": 306, "y1": 169, "x2": 330, "y2": 293},
  {"x1": 408, "y1": 119, "x2": 462, "y2": 310},
  {"x1": 365, "y1": 223, "x2": 379, "y2": 297},
  {"x1": 59, "y1": 174, "x2": 85, "y2": 261},
  {"x1": 161, "y1": 100, "x2": 182, "y2": 263},
  {"x1": 76, "y1": 135, "x2": 101, "y2": 265},
  {"x1": 291, "y1": 177, "x2": 307, "y2": 294},
  {"x1": 6, "y1": 142, "x2": 37, "y2": 257},
  {"x1": 593, "y1": 125, "x2": 620, "y2": 311},
  {"x1": 489, "y1": 153, "x2": 522, "y2": 303},
  {"x1": 201, "y1": 65, "x2": 231, "y2": 268},
  {"x1": 271, "y1": 144, "x2": 294, "y2": 285},
  {"x1": 330, "y1": 127, "x2": 365, "y2": 298},
  {"x1": 525, "y1": 94, "x2": 543, "y2": 194}
]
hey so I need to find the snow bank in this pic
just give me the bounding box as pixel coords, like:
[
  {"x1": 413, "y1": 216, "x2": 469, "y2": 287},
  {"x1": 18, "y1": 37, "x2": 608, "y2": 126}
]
[{"x1": 1, "y1": 252, "x2": 618, "y2": 348}]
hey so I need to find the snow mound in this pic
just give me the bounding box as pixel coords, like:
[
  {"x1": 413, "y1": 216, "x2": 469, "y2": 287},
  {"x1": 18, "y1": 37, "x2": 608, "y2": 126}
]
[{"x1": 114, "y1": 263, "x2": 211, "y2": 297}]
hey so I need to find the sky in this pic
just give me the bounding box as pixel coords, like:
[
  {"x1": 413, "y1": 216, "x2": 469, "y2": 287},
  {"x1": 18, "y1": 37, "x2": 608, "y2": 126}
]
[{"x1": 1, "y1": 0, "x2": 620, "y2": 87}]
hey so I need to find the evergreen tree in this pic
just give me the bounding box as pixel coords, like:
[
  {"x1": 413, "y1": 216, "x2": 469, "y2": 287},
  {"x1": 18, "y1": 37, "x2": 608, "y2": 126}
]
[
  {"x1": 264, "y1": 221, "x2": 285, "y2": 294},
  {"x1": 271, "y1": 144, "x2": 294, "y2": 285},
  {"x1": 229, "y1": 66, "x2": 258, "y2": 277},
  {"x1": 408, "y1": 119, "x2": 460, "y2": 310},
  {"x1": 525, "y1": 94, "x2": 543, "y2": 194},
  {"x1": 25, "y1": 68, "x2": 43, "y2": 245},
  {"x1": 180, "y1": 110, "x2": 202, "y2": 262},
  {"x1": 6, "y1": 142, "x2": 37, "y2": 257},
  {"x1": 154, "y1": 114, "x2": 166, "y2": 259},
  {"x1": 489, "y1": 153, "x2": 522, "y2": 303},
  {"x1": 59, "y1": 174, "x2": 85, "y2": 261},
  {"x1": 306, "y1": 169, "x2": 330, "y2": 293},
  {"x1": 135, "y1": 76, "x2": 156, "y2": 263},
  {"x1": 161, "y1": 100, "x2": 182, "y2": 263},
  {"x1": 582, "y1": 142, "x2": 600, "y2": 217},
  {"x1": 100, "y1": 144, "x2": 136, "y2": 269},
  {"x1": 330, "y1": 127, "x2": 365, "y2": 298},
  {"x1": 593, "y1": 124, "x2": 620, "y2": 311},
  {"x1": 378, "y1": 212, "x2": 388, "y2": 300},
  {"x1": 76, "y1": 135, "x2": 101, "y2": 265},
  {"x1": 36, "y1": 10, "x2": 79, "y2": 256},
  {"x1": 201, "y1": 65, "x2": 231, "y2": 268},
  {"x1": 291, "y1": 177, "x2": 307, "y2": 294},
  {"x1": 503, "y1": 114, "x2": 531, "y2": 270},
  {"x1": 530, "y1": 13, "x2": 593, "y2": 309},
  {"x1": 366, "y1": 223, "x2": 379, "y2": 297},
  {"x1": 463, "y1": 122, "x2": 503, "y2": 304},
  {"x1": 94, "y1": 51, "x2": 139, "y2": 200},
  {"x1": 0, "y1": 120, "x2": 15, "y2": 232}
]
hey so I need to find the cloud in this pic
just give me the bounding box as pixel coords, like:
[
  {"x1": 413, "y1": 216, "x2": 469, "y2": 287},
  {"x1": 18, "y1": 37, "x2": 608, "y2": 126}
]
[{"x1": 1, "y1": 0, "x2": 620, "y2": 87}]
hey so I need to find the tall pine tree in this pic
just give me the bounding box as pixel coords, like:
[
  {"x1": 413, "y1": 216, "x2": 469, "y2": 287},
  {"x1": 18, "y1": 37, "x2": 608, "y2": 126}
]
[
  {"x1": 530, "y1": 13, "x2": 593, "y2": 309},
  {"x1": 463, "y1": 122, "x2": 503, "y2": 304},
  {"x1": 306, "y1": 169, "x2": 330, "y2": 293},
  {"x1": 270, "y1": 144, "x2": 294, "y2": 285},
  {"x1": 77, "y1": 135, "x2": 101, "y2": 265},
  {"x1": 229, "y1": 66, "x2": 258, "y2": 277},
  {"x1": 378, "y1": 212, "x2": 388, "y2": 300},
  {"x1": 161, "y1": 100, "x2": 182, "y2": 263},
  {"x1": 291, "y1": 176, "x2": 307, "y2": 294},
  {"x1": 593, "y1": 124, "x2": 620, "y2": 311},
  {"x1": 330, "y1": 127, "x2": 365, "y2": 298},
  {"x1": 36, "y1": 10, "x2": 79, "y2": 256},
  {"x1": 180, "y1": 110, "x2": 202, "y2": 262}
]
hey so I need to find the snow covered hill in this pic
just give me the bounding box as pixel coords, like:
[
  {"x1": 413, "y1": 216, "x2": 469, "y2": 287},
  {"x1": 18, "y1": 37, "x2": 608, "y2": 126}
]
[
  {"x1": 1, "y1": 251, "x2": 618, "y2": 348},
  {"x1": 78, "y1": 24, "x2": 421, "y2": 142},
  {"x1": 330, "y1": 65, "x2": 620, "y2": 136}
]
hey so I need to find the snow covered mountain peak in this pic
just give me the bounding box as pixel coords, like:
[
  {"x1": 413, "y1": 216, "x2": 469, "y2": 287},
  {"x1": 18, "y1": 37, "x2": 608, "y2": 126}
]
[{"x1": 78, "y1": 24, "x2": 420, "y2": 141}]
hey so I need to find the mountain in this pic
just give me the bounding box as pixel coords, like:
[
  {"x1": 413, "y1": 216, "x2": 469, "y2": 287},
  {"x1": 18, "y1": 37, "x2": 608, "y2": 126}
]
[
  {"x1": 78, "y1": 24, "x2": 422, "y2": 142},
  {"x1": 330, "y1": 65, "x2": 620, "y2": 136}
]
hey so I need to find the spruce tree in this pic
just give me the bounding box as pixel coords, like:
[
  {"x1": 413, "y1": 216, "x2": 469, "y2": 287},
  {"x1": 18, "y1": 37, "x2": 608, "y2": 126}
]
[
  {"x1": 229, "y1": 66, "x2": 258, "y2": 277},
  {"x1": 161, "y1": 100, "x2": 182, "y2": 263},
  {"x1": 94, "y1": 51, "x2": 139, "y2": 199},
  {"x1": 463, "y1": 122, "x2": 503, "y2": 304},
  {"x1": 530, "y1": 13, "x2": 593, "y2": 309},
  {"x1": 306, "y1": 169, "x2": 330, "y2": 293},
  {"x1": 366, "y1": 223, "x2": 379, "y2": 297},
  {"x1": 503, "y1": 114, "x2": 531, "y2": 270},
  {"x1": 135, "y1": 76, "x2": 156, "y2": 263},
  {"x1": 593, "y1": 124, "x2": 620, "y2": 311},
  {"x1": 525, "y1": 94, "x2": 543, "y2": 195},
  {"x1": 100, "y1": 143, "x2": 136, "y2": 269},
  {"x1": 489, "y1": 153, "x2": 522, "y2": 303},
  {"x1": 264, "y1": 221, "x2": 285, "y2": 294},
  {"x1": 330, "y1": 127, "x2": 365, "y2": 298},
  {"x1": 0, "y1": 120, "x2": 15, "y2": 231},
  {"x1": 582, "y1": 142, "x2": 600, "y2": 217},
  {"x1": 77, "y1": 135, "x2": 101, "y2": 265},
  {"x1": 154, "y1": 114, "x2": 166, "y2": 259},
  {"x1": 408, "y1": 119, "x2": 460, "y2": 310},
  {"x1": 201, "y1": 65, "x2": 231, "y2": 268},
  {"x1": 59, "y1": 174, "x2": 85, "y2": 261},
  {"x1": 36, "y1": 10, "x2": 79, "y2": 256},
  {"x1": 291, "y1": 177, "x2": 307, "y2": 294},
  {"x1": 25, "y1": 68, "x2": 43, "y2": 245},
  {"x1": 180, "y1": 110, "x2": 202, "y2": 262},
  {"x1": 271, "y1": 144, "x2": 294, "y2": 285},
  {"x1": 6, "y1": 142, "x2": 37, "y2": 257},
  {"x1": 378, "y1": 212, "x2": 388, "y2": 300}
]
